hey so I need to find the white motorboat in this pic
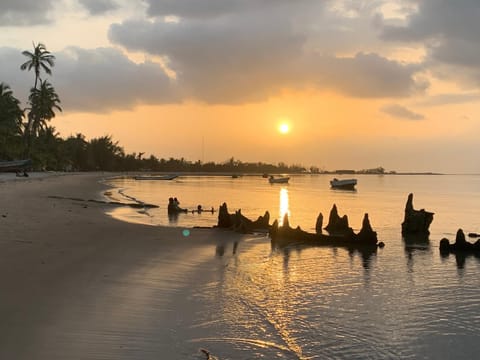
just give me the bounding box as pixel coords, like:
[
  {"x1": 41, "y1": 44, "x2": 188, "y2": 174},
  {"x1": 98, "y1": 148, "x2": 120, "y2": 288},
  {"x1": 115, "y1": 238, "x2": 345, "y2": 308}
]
[{"x1": 269, "y1": 175, "x2": 290, "y2": 184}]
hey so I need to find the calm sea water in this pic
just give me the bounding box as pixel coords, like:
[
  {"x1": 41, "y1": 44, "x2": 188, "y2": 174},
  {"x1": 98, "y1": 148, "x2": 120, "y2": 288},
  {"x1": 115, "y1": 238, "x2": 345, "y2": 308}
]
[{"x1": 106, "y1": 174, "x2": 480, "y2": 359}]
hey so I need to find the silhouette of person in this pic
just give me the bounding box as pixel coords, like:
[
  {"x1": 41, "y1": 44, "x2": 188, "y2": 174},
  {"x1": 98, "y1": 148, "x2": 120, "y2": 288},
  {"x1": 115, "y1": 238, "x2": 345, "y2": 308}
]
[
  {"x1": 169, "y1": 197, "x2": 187, "y2": 214},
  {"x1": 168, "y1": 197, "x2": 176, "y2": 214}
]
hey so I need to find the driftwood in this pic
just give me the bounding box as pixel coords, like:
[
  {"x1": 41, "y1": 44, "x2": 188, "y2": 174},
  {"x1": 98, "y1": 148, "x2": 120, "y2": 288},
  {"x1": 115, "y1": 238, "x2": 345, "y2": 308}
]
[
  {"x1": 440, "y1": 229, "x2": 480, "y2": 254},
  {"x1": 269, "y1": 208, "x2": 381, "y2": 249},
  {"x1": 401, "y1": 193, "x2": 434, "y2": 236},
  {"x1": 216, "y1": 202, "x2": 270, "y2": 233},
  {"x1": 47, "y1": 195, "x2": 159, "y2": 209}
]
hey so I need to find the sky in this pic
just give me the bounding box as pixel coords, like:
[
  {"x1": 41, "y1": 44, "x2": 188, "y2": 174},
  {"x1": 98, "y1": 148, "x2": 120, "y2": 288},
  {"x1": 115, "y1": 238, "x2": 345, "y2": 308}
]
[{"x1": 1, "y1": 0, "x2": 480, "y2": 173}]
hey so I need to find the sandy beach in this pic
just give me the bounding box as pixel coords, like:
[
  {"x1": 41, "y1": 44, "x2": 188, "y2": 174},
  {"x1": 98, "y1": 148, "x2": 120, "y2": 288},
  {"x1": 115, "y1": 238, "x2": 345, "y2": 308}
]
[{"x1": 0, "y1": 172, "x2": 246, "y2": 359}]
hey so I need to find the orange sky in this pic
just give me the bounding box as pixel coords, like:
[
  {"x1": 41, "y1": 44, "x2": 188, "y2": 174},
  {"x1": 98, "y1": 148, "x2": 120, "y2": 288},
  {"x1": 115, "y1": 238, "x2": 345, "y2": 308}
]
[{"x1": 1, "y1": 1, "x2": 480, "y2": 173}]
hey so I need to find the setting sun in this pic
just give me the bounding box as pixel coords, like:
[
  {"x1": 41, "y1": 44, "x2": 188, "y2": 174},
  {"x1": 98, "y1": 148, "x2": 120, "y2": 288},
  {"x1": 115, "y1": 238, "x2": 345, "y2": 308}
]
[{"x1": 278, "y1": 122, "x2": 290, "y2": 134}]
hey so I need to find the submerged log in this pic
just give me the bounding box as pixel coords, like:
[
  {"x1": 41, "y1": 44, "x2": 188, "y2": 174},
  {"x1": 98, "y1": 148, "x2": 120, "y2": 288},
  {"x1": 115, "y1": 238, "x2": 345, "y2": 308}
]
[
  {"x1": 440, "y1": 229, "x2": 480, "y2": 254},
  {"x1": 401, "y1": 193, "x2": 434, "y2": 236},
  {"x1": 270, "y1": 212, "x2": 379, "y2": 249}
]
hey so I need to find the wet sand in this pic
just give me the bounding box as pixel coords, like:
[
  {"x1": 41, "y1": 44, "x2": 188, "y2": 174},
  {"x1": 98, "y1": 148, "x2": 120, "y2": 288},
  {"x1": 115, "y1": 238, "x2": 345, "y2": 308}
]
[{"x1": 0, "y1": 173, "x2": 244, "y2": 359}]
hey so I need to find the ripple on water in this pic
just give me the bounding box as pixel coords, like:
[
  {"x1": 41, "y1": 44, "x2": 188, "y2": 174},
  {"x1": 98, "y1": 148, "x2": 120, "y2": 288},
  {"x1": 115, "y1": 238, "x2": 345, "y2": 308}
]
[{"x1": 186, "y1": 236, "x2": 480, "y2": 359}]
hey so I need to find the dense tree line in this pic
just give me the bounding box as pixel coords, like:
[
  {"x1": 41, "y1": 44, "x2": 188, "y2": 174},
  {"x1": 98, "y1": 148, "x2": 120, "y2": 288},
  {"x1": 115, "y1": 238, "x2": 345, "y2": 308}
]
[{"x1": 0, "y1": 43, "x2": 310, "y2": 174}]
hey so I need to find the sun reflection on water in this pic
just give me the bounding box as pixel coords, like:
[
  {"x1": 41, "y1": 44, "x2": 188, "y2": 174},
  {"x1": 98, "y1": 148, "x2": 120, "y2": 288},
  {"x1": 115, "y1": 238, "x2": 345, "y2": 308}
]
[{"x1": 279, "y1": 187, "x2": 290, "y2": 226}]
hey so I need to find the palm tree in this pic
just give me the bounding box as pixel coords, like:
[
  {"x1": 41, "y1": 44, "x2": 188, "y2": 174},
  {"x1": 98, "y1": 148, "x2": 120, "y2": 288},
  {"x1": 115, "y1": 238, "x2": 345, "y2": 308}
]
[
  {"x1": 25, "y1": 80, "x2": 62, "y2": 155},
  {"x1": 0, "y1": 83, "x2": 24, "y2": 158},
  {"x1": 87, "y1": 135, "x2": 124, "y2": 170},
  {"x1": 0, "y1": 83, "x2": 24, "y2": 132},
  {"x1": 63, "y1": 133, "x2": 88, "y2": 170},
  {"x1": 31, "y1": 126, "x2": 62, "y2": 170},
  {"x1": 20, "y1": 42, "x2": 55, "y2": 89}
]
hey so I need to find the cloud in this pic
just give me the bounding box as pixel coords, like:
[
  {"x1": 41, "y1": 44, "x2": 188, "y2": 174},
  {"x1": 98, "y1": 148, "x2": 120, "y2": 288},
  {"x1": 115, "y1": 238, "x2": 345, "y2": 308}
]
[
  {"x1": 430, "y1": 38, "x2": 480, "y2": 70},
  {"x1": 417, "y1": 93, "x2": 480, "y2": 106},
  {"x1": 0, "y1": 46, "x2": 177, "y2": 112},
  {"x1": 0, "y1": 47, "x2": 34, "y2": 101},
  {"x1": 109, "y1": 13, "x2": 426, "y2": 103},
  {"x1": 108, "y1": 13, "x2": 305, "y2": 103},
  {"x1": 0, "y1": 0, "x2": 54, "y2": 26},
  {"x1": 144, "y1": 0, "x2": 305, "y2": 19},
  {"x1": 54, "y1": 47, "x2": 178, "y2": 112},
  {"x1": 308, "y1": 52, "x2": 426, "y2": 98},
  {"x1": 0, "y1": 1, "x2": 431, "y2": 110},
  {"x1": 380, "y1": 0, "x2": 480, "y2": 82},
  {"x1": 78, "y1": 0, "x2": 119, "y2": 15},
  {"x1": 381, "y1": 0, "x2": 480, "y2": 43},
  {"x1": 381, "y1": 103, "x2": 425, "y2": 120}
]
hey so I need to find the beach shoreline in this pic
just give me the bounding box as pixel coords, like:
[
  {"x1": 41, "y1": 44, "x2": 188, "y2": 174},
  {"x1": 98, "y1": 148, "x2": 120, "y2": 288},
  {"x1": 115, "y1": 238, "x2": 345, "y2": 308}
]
[
  {"x1": 4, "y1": 172, "x2": 478, "y2": 359},
  {"x1": 0, "y1": 172, "x2": 248, "y2": 359}
]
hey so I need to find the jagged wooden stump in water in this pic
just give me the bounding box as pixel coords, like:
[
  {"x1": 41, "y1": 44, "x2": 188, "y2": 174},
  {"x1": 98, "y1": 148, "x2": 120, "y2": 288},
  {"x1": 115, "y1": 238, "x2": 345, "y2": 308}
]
[{"x1": 401, "y1": 193, "x2": 434, "y2": 237}]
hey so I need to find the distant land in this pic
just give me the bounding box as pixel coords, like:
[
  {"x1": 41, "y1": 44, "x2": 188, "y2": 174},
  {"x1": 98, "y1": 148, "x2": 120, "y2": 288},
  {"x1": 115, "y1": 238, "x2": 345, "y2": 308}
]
[{"x1": 322, "y1": 167, "x2": 443, "y2": 176}]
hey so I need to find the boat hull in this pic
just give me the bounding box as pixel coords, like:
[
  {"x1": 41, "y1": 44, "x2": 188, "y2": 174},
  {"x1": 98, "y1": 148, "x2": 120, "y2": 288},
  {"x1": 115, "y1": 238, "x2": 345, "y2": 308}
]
[
  {"x1": 330, "y1": 178, "x2": 357, "y2": 190},
  {"x1": 134, "y1": 174, "x2": 178, "y2": 180},
  {"x1": 0, "y1": 159, "x2": 32, "y2": 172},
  {"x1": 269, "y1": 177, "x2": 290, "y2": 184}
]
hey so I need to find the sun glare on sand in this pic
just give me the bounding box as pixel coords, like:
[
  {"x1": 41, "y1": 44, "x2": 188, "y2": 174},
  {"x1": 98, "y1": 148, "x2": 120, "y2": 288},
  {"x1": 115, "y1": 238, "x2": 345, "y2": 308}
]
[{"x1": 278, "y1": 122, "x2": 290, "y2": 134}]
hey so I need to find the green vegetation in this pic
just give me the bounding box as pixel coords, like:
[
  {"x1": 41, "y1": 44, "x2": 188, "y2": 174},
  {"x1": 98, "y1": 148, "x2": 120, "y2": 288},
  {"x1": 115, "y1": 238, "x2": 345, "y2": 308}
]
[
  {"x1": 0, "y1": 42, "x2": 312, "y2": 173},
  {"x1": 0, "y1": 83, "x2": 24, "y2": 160}
]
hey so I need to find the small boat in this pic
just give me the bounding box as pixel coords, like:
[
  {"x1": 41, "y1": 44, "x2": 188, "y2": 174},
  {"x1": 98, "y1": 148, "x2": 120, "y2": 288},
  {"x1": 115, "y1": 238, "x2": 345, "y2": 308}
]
[
  {"x1": 134, "y1": 174, "x2": 178, "y2": 181},
  {"x1": 269, "y1": 175, "x2": 290, "y2": 184},
  {"x1": 0, "y1": 159, "x2": 32, "y2": 172},
  {"x1": 330, "y1": 178, "x2": 357, "y2": 190}
]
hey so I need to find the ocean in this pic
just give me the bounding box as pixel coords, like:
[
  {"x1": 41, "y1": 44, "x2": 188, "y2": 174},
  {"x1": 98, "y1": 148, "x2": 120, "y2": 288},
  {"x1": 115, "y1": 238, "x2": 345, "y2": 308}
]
[{"x1": 106, "y1": 174, "x2": 480, "y2": 359}]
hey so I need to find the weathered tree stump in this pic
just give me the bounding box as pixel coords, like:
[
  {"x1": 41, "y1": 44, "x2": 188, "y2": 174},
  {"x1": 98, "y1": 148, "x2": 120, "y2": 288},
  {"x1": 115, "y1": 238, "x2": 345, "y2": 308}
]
[
  {"x1": 324, "y1": 204, "x2": 355, "y2": 237},
  {"x1": 315, "y1": 213, "x2": 323, "y2": 234},
  {"x1": 401, "y1": 193, "x2": 434, "y2": 236},
  {"x1": 440, "y1": 229, "x2": 480, "y2": 254},
  {"x1": 217, "y1": 202, "x2": 233, "y2": 228},
  {"x1": 270, "y1": 212, "x2": 380, "y2": 249},
  {"x1": 356, "y1": 213, "x2": 378, "y2": 245},
  {"x1": 217, "y1": 202, "x2": 270, "y2": 233}
]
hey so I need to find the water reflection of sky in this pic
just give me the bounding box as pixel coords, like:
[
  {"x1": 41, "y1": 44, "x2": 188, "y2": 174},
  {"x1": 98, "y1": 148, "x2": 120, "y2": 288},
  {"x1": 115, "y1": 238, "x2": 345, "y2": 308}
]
[
  {"x1": 102, "y1": 175, "x2": 480, "y2": 358},
  {"x1": 198, "y1": 235, "x2": 480, "y2": 359},
  {"x1": 106, "y1": 174, "x2": 480, "y2": 240}
]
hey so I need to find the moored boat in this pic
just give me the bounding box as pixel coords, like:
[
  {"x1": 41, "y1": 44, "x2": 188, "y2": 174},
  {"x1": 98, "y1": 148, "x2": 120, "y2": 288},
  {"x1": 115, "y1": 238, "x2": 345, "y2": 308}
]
[
  {"x1": 0, "y1": 159, "x2": 32, "y2": 172},
  {"x1": 330, "y1": 178, "x2": 357, "y2": 190},
  {"x1": 134, "y1": 174, "x2": 178, "y2": 180},
  {"x1": 269, "y1": 175, "x2": 290, "y2": 184}
]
